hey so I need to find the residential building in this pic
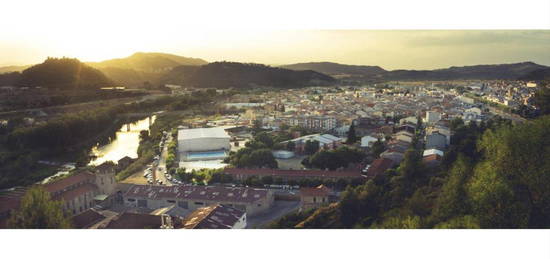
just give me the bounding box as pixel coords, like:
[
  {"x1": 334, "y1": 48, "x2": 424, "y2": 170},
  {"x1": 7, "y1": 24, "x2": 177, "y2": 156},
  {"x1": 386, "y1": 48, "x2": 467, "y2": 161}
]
[{"x1": 299, "y1": 185, "x2": 333, "y2": 210}]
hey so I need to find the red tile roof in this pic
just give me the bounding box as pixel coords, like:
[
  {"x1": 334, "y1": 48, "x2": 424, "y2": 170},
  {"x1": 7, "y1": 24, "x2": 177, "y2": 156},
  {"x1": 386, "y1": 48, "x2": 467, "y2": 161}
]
[
  {"x1": 223, "y1": 168, "x2": 364, "y2": 179},
  {"x1": 43, "y1": 172, "x2": 95, "y2": 194},
  {"x1": 104, "y1": 212, "x2": 183, "y2": 229},
  {"x1": 55, "y1": 184, "x2": 98, "y2": 202},
  {"x1": 300, "y1": 185, "x2": 332, "y2": 197},
  {"x1": 71, "y1": 209, "x2": 106, "y2": 229},
  {"x1": 366, "y1": 158, "x2": 395, "y2": 178}
]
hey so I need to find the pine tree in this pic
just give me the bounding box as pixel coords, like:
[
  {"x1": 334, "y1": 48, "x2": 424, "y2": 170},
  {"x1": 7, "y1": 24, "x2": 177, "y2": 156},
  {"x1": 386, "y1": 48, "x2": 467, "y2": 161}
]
[{"x1": 346, "y1": 124, "x2": 357, "y2": 144}]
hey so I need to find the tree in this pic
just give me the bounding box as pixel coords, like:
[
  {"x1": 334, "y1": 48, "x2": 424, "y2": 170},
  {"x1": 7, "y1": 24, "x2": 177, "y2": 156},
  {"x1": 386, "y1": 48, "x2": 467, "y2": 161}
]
[
  {"x1": 304, "y1": 140, "x2": 320, "y2": 155},
  {"x1": 533, "y1": 84, "x2": 550, "y2": 115},
  {"x1": 139, "y1": 130, "x2": 150, "y2": 142},
  {"x1": 371, "y1": 138, "x2": 385, "y2": 158},
  {"x1": 286, "y1": 141, "x2": 296, "y2": 151},
  {"x1": 8, "y1": 186, "x2": 72, "y2": 228},
  {"x1": 346, "y1": 124, "x2": 357, "y2": 144}
]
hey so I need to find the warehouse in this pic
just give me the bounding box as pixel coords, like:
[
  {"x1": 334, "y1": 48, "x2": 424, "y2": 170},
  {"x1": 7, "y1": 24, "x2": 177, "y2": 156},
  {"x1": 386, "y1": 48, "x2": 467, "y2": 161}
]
[
  {"x1": 123, "y1": 184, "x2": 274, "y2": 216},
  {"x1": 178, "y1": 127, "x2": 231, "y2": 161}
]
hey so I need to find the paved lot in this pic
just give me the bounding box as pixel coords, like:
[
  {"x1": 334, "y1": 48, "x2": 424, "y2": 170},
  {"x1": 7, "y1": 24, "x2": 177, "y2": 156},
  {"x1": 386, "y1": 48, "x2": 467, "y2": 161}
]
[
  {"x1": 246, "y1": 200, "x2": 300, "y2": 229},
  {"x1": 276, "y1": 155, "x2": 307, "y2": 170}
]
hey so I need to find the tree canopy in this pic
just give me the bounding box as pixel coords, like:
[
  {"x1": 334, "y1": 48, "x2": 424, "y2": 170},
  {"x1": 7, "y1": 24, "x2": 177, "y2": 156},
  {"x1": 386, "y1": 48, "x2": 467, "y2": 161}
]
[{"x1": 8, "y1": 186, "x2": 72, "y2": 229}]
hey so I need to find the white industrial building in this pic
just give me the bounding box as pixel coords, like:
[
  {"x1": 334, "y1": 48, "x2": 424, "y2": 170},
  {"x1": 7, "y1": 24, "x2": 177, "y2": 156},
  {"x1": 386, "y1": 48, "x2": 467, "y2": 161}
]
[
  {"x1": 425, "y1": 111, "x2": 442, "y2": 124},
  {"x1": 178, "y1": 127, "x2": 231, "y2": 161}
]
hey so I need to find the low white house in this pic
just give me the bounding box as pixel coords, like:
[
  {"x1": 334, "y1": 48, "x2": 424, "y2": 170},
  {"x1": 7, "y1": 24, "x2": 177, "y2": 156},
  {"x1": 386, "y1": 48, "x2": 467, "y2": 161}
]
[{"x1": 361, "y1": 135, "x2": 379, "y2": 148}]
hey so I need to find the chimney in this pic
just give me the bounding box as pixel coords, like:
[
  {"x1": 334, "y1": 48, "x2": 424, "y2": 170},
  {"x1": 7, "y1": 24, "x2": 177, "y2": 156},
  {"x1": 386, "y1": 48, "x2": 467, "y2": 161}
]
[{"x1": 160, "y1": 214, "x2": 173, "y2": 229}]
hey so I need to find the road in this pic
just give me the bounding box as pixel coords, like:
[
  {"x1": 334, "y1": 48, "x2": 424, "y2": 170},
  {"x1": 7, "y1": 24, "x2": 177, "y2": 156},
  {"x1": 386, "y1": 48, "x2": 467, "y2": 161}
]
[{"x1": 155, "y1": 133, "x2": 173, "y2": 186}]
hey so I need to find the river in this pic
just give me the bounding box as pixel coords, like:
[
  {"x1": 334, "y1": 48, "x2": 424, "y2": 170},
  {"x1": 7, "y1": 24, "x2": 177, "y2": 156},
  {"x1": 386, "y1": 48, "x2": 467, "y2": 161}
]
[{"x1": 88, "y1": 115, "x2": 156, "y2": 166}]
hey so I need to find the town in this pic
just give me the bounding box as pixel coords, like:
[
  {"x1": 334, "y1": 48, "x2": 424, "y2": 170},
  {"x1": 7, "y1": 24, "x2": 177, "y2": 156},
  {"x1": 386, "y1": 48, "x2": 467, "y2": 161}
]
[{"x1": 1, "y1": 78, "x2": 543, "y2": 229}]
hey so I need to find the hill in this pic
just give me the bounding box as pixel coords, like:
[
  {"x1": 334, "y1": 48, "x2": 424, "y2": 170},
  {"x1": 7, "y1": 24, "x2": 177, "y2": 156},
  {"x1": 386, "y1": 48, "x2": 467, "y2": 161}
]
[
  {"x1": 87, "y1": 52, "x2": 208, "y2": 87},
  {"x1": 164, "y1": 62, "x2": 336, "y2": 88},
  {"x1": 13, "y1": 57, "x2": 114, "y2": 89},
  {"x1": 381, "y1": 62, "x2": 548, "y2": 81},
  {"x1": 0, "y1": 65, "x2": 31, "y2": 74},
  {"x1": 518, "y1": 68, "x2": 550, "y2": 81},
  {"x1": 280, "y1": 62, "x2": 386, "y2": 77}
]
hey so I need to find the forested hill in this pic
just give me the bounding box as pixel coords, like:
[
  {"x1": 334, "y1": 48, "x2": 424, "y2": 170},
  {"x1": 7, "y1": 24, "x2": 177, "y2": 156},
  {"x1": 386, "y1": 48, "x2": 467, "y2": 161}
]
[
  {"x1": 280, "y1": 61, "x2": 548, "y2": 81},
  {"x1": 271, "y1": 113, "x2": 550, "y2": 229},
  {"x1": 165, "y1": 62, "x2": 336, "y2": 88},
  {"x1": 86, "y1": 52, "x2": 208, "y2": 87},
  {"x1": 380, "y1": 62, "x2": 548, "y2": 81},
  {"x1": 6, "y1": 57, "x2": 114, "y2": 89},
  {"x1": 88, "y1": 52, "x2": 207, "y2": 72},
  {"x1": 280, "y1": 62, "x2": 386, "y2": 77},
  {"x1": 519, "y1": 68, "x2": 550, "y2": 81}
]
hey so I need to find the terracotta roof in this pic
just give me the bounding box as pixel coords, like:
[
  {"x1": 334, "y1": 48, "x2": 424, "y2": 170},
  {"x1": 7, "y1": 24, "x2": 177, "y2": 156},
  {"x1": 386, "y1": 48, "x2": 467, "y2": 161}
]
[
  {"x1": 366, "y1": 158, "x2": 395, "y2": 178},
  {"x1": 55, "y1": 184, "x2": 98, "y2": 202},
  {"x1": 71, "y1": 209, "x2": 106, "y2": 229},
  {"x1": 0, "y1": 187, "x2": 28, "y2": 214},
  {"x1": 104, "y1": 212, "x2": 183, "y2": 229},
  {"x1": 43, "y1": 172, "x2": 95, "y2": 194},
  {"x1": 223, "y1": 168, "x2": 364, "y2": 179},
  {"x1": 0, "y1": 196, "x2": 21, "y2": 215},
  {"x1": 183, "y1": 204, "x2": 245, "y2": 229},
  {"x1": 124, "y1": 184, "x2": 269, "y2": 203},
  {"x1": 422, "y1": 154, "x2": 442, "y2": 166},
  {"x1": 300, "y1": 185, "x2": 332, "y2": 197}
]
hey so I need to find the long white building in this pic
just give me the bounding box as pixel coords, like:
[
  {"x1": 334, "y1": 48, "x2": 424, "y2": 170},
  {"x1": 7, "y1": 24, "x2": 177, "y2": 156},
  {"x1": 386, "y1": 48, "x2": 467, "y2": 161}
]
[{"x1": 178, "y1": 127, "x2": 231, "y2": 161}]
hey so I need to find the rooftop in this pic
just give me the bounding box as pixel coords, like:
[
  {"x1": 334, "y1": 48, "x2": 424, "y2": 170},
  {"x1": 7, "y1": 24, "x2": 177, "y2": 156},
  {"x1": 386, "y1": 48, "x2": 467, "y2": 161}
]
[
  {"x1": 183, "y1": 204, "x2": 245, "y2": 229},
  {"x1": 224, "y1": 168, "x2": 365, "y2": 179},
  {"x1": 178, "y1": 127, "x2": 230, "y2": 141},
  {"x1": 124, "y1": 184, "x2": 269, "y2": 203}
]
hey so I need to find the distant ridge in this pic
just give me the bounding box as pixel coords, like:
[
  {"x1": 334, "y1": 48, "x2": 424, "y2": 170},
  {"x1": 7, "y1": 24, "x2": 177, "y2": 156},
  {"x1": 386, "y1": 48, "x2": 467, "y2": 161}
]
[
  {"x1": 281, "y1": 61, "x2": 549, "y2": 81},
  {"x1": 280, "y1": 62, "x2": 386, "y2": 77},
  {"x1": 86, "y1": 52, "x2": 208, "y2": 86},
  {"x1": 166, "y1": 61, "x2": 336, "y2": 89}
]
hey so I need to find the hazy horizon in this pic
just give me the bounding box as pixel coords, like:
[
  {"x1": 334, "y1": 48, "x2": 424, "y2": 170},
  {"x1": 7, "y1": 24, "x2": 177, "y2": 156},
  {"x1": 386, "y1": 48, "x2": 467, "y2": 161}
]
[{"x1": 2, "y1": 30, "x2": 550, "y2": 70}]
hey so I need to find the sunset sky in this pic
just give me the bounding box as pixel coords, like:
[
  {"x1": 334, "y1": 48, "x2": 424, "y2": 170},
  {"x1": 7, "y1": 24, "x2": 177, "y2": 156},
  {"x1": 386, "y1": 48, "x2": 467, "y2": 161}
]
[{"x1": 1, "y1": 1, "x2": 549, "y2": 70}]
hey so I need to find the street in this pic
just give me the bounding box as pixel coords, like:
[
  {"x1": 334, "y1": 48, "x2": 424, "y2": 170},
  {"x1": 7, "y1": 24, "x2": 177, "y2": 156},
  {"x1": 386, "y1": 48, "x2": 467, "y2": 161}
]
[{"x1": 155, "y1": 132, "x2": 173, "y2": 186}]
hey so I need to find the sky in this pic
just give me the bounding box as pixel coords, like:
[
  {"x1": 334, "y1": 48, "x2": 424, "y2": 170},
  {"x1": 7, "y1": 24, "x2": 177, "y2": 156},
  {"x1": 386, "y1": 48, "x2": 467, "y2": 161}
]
[{"x1": 1, "y1": 1, "x2": 550, "y2": 70}]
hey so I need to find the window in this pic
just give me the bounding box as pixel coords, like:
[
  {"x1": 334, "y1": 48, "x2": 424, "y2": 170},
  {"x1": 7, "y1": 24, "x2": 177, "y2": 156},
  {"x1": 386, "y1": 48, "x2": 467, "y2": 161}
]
[
  {"x1": 178, "y1": 201, "x2": 188, "y2": 209},
  {"x1": 313, "y1": 197, "x2": 317, "y2": 203},
  {"x1": 167, "y1": 200, "x2": 176, "y2": 203},
  {"x1": 257, "y1": 204, "x2": 261, "y2": 207},
  {"x1": 137, "y1": 200, "x2": 147, "y2": 208},
  {"x1": 194, "y1": 202, "x2": 204, "y2": 206},
  {"x1": 101, "y1": 177, "x2": 104, "y2": 185},
  {"x1": 127, "y1": 198, "x2": 136, "y2": 202}
]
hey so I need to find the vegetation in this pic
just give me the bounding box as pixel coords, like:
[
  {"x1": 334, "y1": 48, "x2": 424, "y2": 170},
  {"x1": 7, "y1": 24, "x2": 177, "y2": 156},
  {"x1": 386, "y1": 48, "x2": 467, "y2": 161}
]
[
  {"x1": 225, "y1": 131, "x2": 281, "y2": 169},
  {"x1": 281, "y1": 115, "x2": 550, "y2": 228},
  {"x1": 7, "y1": 186, "x2": 72, "y2": 229},
  {"x1": 17, "y1": 57, "x2": 113, "y2": 89},
  {"x1": 303, "y1": 146, "x2": 365, "y2": 170},
  {"x1": 346, "y1": 124, "x2": 358, "y2": 144},
  {"x1": 170, "y1": 61, "x2": 336, "y2": 89}
]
